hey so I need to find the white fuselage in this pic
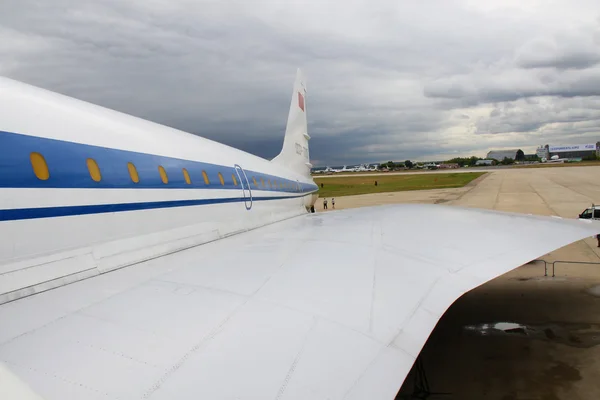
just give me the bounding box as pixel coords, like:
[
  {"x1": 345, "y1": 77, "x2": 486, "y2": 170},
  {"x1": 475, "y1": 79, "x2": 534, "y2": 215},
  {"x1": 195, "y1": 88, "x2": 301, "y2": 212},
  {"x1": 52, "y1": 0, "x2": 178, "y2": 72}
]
[{"x1": 0, "y1": 76, "x2": 318, "y2": 302}]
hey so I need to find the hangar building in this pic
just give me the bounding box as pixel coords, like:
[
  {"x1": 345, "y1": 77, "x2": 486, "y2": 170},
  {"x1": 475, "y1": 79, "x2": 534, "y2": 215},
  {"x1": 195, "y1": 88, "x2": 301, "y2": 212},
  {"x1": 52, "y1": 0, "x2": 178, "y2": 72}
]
[{"x1": 547, "y1": 143, "x2": 600, "y2": 159}]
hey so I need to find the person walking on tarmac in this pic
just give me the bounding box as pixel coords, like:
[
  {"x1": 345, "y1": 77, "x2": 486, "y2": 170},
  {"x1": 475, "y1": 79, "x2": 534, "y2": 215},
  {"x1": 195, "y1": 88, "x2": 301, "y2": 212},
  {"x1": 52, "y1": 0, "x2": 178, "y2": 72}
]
[
  {"x1": 332, "y1": 198, "x2": 335, "y2": 209},
  {"x1": 323, "y1": 198, "x2": 328, "y2": 210}
]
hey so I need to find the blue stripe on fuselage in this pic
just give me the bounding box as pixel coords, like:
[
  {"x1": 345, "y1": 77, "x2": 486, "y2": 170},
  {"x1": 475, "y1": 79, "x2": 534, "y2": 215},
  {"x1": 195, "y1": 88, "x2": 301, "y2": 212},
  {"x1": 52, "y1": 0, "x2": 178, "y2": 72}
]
[
  {"x1": 0, "y1": 194, "x2": 309, "y2": 221},
  {"x1": 0, "y1": 130, "x2": 318, "y2": 193}
]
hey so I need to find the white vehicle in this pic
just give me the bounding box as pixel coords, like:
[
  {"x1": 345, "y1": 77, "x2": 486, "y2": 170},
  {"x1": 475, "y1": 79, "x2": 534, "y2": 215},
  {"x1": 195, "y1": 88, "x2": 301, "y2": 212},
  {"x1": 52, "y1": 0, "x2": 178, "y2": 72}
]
[
  {"x1": 1, "y1": 70, "x2": 599, "y2": 400},
  {"x1": 579, "y1": 204, "x2": 600, "y2": 220}
]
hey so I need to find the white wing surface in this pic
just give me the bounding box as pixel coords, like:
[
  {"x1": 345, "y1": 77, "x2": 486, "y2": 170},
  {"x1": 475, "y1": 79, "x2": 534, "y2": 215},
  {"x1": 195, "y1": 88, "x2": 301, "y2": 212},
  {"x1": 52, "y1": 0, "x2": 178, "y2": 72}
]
[{"x1": 1, "y1": 204, "x2": 599, "y2": 400}]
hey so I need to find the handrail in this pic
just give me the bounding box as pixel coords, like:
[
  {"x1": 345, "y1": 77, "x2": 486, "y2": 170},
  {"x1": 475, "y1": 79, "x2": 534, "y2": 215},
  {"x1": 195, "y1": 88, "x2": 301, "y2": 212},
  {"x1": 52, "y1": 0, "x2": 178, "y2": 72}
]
[{"x1": 530, "y1": 259, "x2": 600, "y2": 277}]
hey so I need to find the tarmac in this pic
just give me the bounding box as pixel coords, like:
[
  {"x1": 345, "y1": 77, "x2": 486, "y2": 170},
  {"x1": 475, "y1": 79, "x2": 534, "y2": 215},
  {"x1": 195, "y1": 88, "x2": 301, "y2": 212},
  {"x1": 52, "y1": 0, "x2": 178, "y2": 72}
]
[{"x1": 316, "y1": 166, "x2": 600, "y2": 400}]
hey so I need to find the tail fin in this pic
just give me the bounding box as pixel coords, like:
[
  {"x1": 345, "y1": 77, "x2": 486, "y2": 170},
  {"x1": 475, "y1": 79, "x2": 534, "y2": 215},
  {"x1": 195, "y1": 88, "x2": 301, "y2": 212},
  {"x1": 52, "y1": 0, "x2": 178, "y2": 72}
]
[{"x1": 271, "y1": 68, "x2": 311, "y2": 177}]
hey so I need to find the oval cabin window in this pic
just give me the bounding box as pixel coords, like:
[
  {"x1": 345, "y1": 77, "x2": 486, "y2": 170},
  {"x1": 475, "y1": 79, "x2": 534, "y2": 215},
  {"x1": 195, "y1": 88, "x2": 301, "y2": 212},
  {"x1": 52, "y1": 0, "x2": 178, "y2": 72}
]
[
  {"x1": 86, "y1": 158, "x2": 102, "y2": 182},
  {"x1": 158, "y1": 166, "x2": 169, "y2": 184},
  {"x1": 202, "y1": 170, "x2": 210, "y2": 185},
  {"x1": 30, "y1": 152, "x2": 49, "y2": 181},
  {"x1": 252, "y1": 177, "x2": 258, "y2": 187},
  {"x1": 127, "y1": 162, "x2": 140, "y2": 183},
  {"x1": 218, "y1": 172, "x2": 225, "y2": 186},
  {"x1": 231, "y1": 174, "x2": 238, "y2": 186},
  {"x1": 182, "y1": 168, "x2": 191, "y2": 185}
]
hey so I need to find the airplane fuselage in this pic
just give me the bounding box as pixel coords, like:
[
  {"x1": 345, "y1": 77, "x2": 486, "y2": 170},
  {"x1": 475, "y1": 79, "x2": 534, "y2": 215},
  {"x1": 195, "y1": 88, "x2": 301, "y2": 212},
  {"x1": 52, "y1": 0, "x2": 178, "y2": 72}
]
[{"x1": 0, "y1": 76, "x2": 318, "y2": 303}]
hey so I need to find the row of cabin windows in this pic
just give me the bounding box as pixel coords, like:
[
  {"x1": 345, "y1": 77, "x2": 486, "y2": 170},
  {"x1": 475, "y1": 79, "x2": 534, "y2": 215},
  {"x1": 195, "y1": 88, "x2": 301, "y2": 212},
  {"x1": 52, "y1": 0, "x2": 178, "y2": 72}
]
[{"x1": 29, "y1": 152, "x2": 300, "y2": 190}]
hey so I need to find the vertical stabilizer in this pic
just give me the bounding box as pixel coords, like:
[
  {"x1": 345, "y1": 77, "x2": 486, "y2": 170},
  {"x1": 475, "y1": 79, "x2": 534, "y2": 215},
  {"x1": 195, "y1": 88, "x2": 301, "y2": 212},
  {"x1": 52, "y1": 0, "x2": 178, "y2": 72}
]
[{"x1": 271, "y1": 69, "x2": 311, "y2": 177}]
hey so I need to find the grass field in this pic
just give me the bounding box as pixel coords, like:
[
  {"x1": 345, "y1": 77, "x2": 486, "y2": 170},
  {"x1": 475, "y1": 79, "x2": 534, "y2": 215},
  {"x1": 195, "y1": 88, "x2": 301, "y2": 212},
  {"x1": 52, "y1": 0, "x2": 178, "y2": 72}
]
[{"x1": 314, "y1": 172, "x2": 486, "y2": 197}]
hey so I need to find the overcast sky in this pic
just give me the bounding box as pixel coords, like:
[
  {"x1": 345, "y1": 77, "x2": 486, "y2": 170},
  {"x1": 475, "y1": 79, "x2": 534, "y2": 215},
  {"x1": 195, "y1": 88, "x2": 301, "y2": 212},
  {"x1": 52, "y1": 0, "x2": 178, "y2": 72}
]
[{"x1": 2, "y1": 1, "x2": 600, "y2": 165}]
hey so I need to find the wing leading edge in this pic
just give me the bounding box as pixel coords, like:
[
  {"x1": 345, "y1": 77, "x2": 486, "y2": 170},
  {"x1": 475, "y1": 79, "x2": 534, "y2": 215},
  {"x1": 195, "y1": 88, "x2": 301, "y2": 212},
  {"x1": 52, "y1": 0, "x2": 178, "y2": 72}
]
[{"x1": 1, "y1": 204, "x2": 598, "y2": 400}]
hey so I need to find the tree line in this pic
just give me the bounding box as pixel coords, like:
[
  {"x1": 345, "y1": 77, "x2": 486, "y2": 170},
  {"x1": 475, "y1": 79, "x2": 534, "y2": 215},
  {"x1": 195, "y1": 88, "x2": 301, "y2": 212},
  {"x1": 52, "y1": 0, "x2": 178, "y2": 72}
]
[
  {"x1": 379, "y1": 160, "x2": 414, "y2": 169},
  {"x1": 378, "y1": 153, "x2": 551, "y2": 169}
]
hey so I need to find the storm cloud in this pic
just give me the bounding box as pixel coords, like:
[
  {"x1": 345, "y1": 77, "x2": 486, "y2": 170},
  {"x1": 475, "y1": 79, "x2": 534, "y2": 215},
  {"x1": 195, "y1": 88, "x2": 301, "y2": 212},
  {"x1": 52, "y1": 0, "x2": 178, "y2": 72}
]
[{"x1": 1, "y1": 0, "x2": 600, "y2": 164}]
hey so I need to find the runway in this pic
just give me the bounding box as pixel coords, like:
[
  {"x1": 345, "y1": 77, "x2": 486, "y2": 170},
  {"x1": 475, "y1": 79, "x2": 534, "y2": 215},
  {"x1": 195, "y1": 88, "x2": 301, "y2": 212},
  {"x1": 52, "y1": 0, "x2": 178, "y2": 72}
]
[{"x1": 317, "y1": 166, "x2": 600, "y2": 399}]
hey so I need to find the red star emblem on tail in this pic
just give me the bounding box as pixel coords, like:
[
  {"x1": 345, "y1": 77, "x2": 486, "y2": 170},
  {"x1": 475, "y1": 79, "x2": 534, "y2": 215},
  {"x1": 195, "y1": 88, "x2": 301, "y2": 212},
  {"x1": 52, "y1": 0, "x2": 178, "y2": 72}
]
[{"x1": 298, "y1": 91, "x2": 305, "y2": 112}]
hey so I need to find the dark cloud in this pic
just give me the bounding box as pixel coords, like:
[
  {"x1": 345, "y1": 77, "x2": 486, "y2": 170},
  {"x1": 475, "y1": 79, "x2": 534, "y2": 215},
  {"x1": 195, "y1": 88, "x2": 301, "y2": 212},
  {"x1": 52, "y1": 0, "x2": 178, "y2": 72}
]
[
  {"x1": 424, "y1": 66, "x2": 600, "y2": 106},
  {"x1": 424, "y1": 23, "x2": 600, "y2": 107},
  {"x1": 518, "y1": 51, "x2": 600, "y2": 70},
  {"x1": 516, "y1": 35, "x2": 600, "y2": 70},
  {"x1": 476, "y1": 97, "x2": 600, "y2": 135},
  {"x1": 206, "y1": 109, "x2": 448, "y2": 165},
  {"x1": 1, "y1": 0, "x2": 600, "y2": 164}
]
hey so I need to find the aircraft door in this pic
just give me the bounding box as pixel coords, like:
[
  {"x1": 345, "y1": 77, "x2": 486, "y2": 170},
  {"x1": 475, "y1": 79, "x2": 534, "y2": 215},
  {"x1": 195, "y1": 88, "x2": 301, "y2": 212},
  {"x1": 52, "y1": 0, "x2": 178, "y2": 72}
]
[{"x1": 234, "y1": 164, "x2": 253, "y2": 210}]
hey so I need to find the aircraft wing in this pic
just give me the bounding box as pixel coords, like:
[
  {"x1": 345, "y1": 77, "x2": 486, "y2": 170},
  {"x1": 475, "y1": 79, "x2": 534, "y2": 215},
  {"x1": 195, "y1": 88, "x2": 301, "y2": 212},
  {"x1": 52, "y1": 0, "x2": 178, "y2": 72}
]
[{"x1": 1, "y1": 204, "x2": 599, "y2": 400}]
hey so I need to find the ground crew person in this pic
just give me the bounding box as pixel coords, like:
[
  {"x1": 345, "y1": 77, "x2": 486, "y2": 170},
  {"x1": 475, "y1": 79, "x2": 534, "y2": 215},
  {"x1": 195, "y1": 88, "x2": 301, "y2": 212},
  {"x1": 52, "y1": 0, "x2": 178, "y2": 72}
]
[
  {"x1": 332, "y1": 198, "x2": 335, "y2": 209},
  {"x1": 323, "y1": 198, "x2": 328, "y2": 209}
]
